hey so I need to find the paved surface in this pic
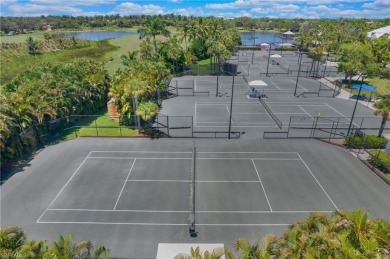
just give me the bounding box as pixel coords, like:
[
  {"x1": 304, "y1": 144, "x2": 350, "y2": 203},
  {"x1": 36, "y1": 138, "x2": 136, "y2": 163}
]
[{"x1": 1, "y1": 138, "x2": 389, "y2": 258}]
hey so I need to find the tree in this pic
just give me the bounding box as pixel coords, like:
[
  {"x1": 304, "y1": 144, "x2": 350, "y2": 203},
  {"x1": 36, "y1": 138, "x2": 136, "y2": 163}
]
[
  {"x1": 138, "y1": 17, "x2": 170, "y2": 52},
  {"x1": 136, "y1": 101, "x2": 159, "y2": 123},
  {"x1": 26, "y1": 36, "x2": 39, "y2": 55},
  {"x1": 374, "y1": 98, "x2": 390, "y2": 137},
  {"x1": 338, "y1": 43, "x2": 374, "y2": 87},
  {"x1": 174, "y1": 246, "x2": 229, "y2": 259}
]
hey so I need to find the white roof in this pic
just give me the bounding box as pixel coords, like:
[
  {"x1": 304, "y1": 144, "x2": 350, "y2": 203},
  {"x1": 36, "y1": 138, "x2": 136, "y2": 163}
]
[
  {"x1": 270, "y1": 54, "x2": 282, "y2": 58},
  {"x1": 249, "y1": 80, "x2": 268, "y2": 87},
  {"x1": 260, "y1": 43, "x2": 270, "y2": 46},
  {"x1": 367, "y1": 26, "x2": 390, "y2": 39},
  {"x1": 283, "y1": 30, "x2": 295, "y2": 35}
]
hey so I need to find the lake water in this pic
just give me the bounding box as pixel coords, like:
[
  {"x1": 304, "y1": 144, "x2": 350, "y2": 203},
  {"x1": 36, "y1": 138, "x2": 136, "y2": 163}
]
[
  {"x1": 241, "y1": 32, "x2": 293, "y2": 46},
  {"x1": 64, "y1": 31, "x2": 138, "y2": 41},
  {"x1": 64, "y1": 31, "x2": 291, "y2": 46}
]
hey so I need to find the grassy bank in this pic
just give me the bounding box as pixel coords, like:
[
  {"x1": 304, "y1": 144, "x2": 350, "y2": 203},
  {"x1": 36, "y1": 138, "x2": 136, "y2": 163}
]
[{"x1": 1, "y1": 41, "x2": 117, "y2": 84}]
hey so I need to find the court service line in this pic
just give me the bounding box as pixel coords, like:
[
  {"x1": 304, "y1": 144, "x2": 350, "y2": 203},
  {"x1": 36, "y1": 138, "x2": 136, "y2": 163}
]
[
  {"x1": 113, "y1": 159, "x2": 136, "y2": 210},
  {"x1": 251, "y1": 159, "x2": 273, "y2": 212},
  {"x1": 91, "y1": 151, "x2": 192, "y2": 153},
  {"x1": 37, "y1": 221, "x2": 188, "y2": 226},
  {"x1": 296, "y1": 153, "x2": 339, "y2": 211},
  {"x1": 37, "y1": 152, "x2": 92, "y2": 223},
  {"x1": 289, "y1": 79, "x2": 307, "y2": 91},
  {"x1": 45, "y1": 208, "x2": 333, "y2": 213},
  {"x1": 87, "y1": 157, "x2": 301, "y2": 161},
  {"x1": 325, "y1": 104, "x2": 360, "y2": 127},
  {"x1": 47, "y1": 208, "x2": 191, "y2": 212},
  {"x1": 269, "y1": 81, "x2": 282, "y2": 90},
  {"x1": 298, "y1": 105, "x2": 313, "y2": 119},
  {"x1": 126, "y1": 179, "x2": 190, "y2": 182},
  {"x1": 88, "y1": 157, "x2": 191, "y2": 160}
]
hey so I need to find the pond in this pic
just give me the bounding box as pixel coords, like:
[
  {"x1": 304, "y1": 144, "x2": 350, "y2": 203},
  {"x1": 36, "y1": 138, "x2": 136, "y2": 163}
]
[
  {"x1": 64, "y1": 31, "x2": 138, "y2": 41},
  {"x1": 240, "y1": 32, "x2": 293, "y2": 46}
]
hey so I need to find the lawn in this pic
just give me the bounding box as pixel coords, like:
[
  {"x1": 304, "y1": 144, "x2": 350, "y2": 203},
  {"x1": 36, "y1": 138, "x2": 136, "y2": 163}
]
[
  {"x1": 61, "y1": 110, "x2": 139, "y2": 140},
  {"x1": 343, "y1": 77, "x2": 390, "y2": 99},
  {"x1": 0, "y1": 41, "x2": 117, "y2": 84}
]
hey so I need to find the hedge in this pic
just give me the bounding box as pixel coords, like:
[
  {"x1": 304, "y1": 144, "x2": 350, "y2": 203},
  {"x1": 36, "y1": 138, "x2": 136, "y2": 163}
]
[
  {"x1": 343, "y1": 135, "x2": 388, "y2": 149},
  {"x1": 368, "y1": 150, "x2": 390, "y2": 174}
]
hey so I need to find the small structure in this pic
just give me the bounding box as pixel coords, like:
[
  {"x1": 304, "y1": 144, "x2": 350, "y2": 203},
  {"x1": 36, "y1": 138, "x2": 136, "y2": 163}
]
[
  {"x1": 350, "y1": 83, "x2": 377, "y2": 103},
  {"x1": 7, "y1": 31, "x2": 15, "y2": 36},
  {"x1": 367, "y1": 26, "x2": 390, "y2": 39},
  {"x1": 107, "y1": 98, "x2": 120, "y2": 121},
  {"x1": 282, "y1": 30, "x2": 295, "y2": 39},
  {"x1": 246, "y1": 80, "x2": 268, "y2": 99}
]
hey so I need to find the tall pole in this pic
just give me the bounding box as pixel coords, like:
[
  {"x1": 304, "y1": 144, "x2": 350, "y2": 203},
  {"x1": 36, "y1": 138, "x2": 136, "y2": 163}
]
[
  {"x1": 216, "y1": 55, "x2": 220, "y2": 97},
  {"x1": 294, "y1": 52, "x2": 303, "y2": 97},
  {"x1": 347, "y1": 74, "x2": 364, "y2": 136},
  {"x1": 228, "y1": 73, "x2": 235, "y2": 140},
  {"x1": 266, "y1": 43, "x2": 271, "y2": 77}
]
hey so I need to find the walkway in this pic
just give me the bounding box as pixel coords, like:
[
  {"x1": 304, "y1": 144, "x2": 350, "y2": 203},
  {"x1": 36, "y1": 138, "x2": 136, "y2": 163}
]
[{"x1": 318, "y1": 77, "x2": 377, "y2": 111}]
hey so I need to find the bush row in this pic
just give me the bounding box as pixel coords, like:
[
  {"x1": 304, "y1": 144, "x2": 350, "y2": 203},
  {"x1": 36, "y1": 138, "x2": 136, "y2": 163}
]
[
  {"x1": 343, "y1": 135, "x2": 388, "y2": 149},
  {"x1": 368, "y1": 150, "x2": 390, "y2": 174}
]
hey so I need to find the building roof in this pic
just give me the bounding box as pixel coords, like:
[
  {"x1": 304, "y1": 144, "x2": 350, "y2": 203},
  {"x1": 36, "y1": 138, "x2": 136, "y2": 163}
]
[{"x1": 367, "y1": 26, "x2": 390, "y2": 39}]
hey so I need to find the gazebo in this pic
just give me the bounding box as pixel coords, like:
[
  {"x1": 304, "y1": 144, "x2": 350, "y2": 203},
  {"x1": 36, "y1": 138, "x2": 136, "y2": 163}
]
[
  {"x1": 246, "y1": 80, "x2": 268, "y2": 99},
  {"x1": 350, "y1": 83, "x2": 377, "y2": 103},
  {"x1": 282, "y1": 30, "x2": 295, "y2": 39}
]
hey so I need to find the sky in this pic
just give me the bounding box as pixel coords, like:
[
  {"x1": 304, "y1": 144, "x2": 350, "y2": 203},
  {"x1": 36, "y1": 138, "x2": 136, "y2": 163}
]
[{"x1": 0, "y1": 0, "x2": 389, "y2": 19}]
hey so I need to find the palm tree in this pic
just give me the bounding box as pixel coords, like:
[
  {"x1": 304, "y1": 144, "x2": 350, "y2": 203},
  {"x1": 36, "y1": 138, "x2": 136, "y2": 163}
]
[
  {"x1": 0, "y1": 225, "x2": 26, "y2": 258},
  {"x1": 374, "y1": 98, "x2": 390, "y2": 137},
  {"x1": 174, "y1": 246, "x2": 228, "y2": 259},
  {"x1": 138, "y1": 17, "x2": 170, "y2": 52},
  {"x1": 19, "y1": 240, "x2": 48, "y2": 258},
  {"x1": 177, "y1": 21, "x2": 191, "y2": 51}
]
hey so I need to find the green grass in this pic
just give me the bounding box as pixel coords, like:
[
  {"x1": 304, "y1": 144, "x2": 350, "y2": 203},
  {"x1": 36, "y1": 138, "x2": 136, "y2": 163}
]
[
  {"x1": 1, "y1": 41, "x2": 117, "y2": 84},
  {"x1": 343, "y1": 77, "x2": 390, "y2": 99},
  {"x1": 0, "y1": 32, "x2": 50, "y2": 43},
  {"x1": 61, "y1": 110, "x2": 139, "y2": 140}
]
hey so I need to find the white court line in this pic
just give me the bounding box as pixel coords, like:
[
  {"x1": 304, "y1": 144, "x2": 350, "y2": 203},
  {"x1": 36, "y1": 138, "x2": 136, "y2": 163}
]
[
  {"x1": 47, "y1": 209, "x2": 190, "y2": 212},
  {"x1": 89, "y1": 157, "x2": 191, "y2": 160},
  {"x1": 91, "y1": 151, "x2": 191, "y2": 153},
  {"x1": 225, "y1": 104, "x2": 233, "y2": 123},
  {"x1": 325, "y1": 103, "x2": 360, "y2": 127},
  {"x1": 127, "y1": 179, "x2": 190, "y2": 182},
  {"x1": 37, "y1": 152, "x2": 92, "y2": 223},
  {"x1": 195, "y1": 125, "x2": 281, "y2": 128},
  {"x1": 197, "y1": 180, "x2": 263, "y2": 183},
  {"x1": 296, "y1": 153, "x2": 339, "y2": 211},
  {"x1": 113, "y1": 159, "x2": 136, "y2": 210},
  {"x1": 195, "y1": 121, "x2": 275, "y2": 124},
  {"x1": 197, "y1": 210, "x2": 333, "y2": 213},
  {"x1": 46, "y1": 208, "x2": 333, "y2": 213},
  {"x1": 298, "y1": 105, "x2": 313, "y2": 119},
  {"x1": 194, "y1": 102, "x2": 197, "y2": 127},
  {"x1": 198, "y1": 152, "x2": 298, "y2": 154},
  {"x1": 234, "y1": 112, "x2": 269, "y2": 115},
  {"x1": 289, "y1": 79, "x2": 307, "y2": 91},
  {"x1": 252, "y1": 159, "x2": 273, "y2": 211},
  {"x1": 197, "y1": 223, "x2": 290, "y2": 226},
  {"x1": 88, "y1": 157, "x2": 301, "y2": 161},
  {"x1": 269, "y1": 81, "x2": 281, "y2": 90},
  {"x1": 37, "y1": 221, "x2": 188, "y2": 226}
]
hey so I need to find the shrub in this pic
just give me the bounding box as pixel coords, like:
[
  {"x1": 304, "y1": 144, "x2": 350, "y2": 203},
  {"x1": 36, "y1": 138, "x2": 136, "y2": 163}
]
[
  {"x1": 344, "y1": 135, "x2": 388, "y2": 149},
  {"x1": 368, "y1": 150, "x2": 390, "y2": 173}
]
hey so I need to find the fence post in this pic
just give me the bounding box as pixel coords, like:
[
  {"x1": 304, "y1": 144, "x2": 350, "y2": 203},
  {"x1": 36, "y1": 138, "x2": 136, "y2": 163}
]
[
  {"x1": 74, "y1": 126, "x2": 77, "y2": 138},
  {"x1": 95, "y1": 119, "x2": 98, "y2": 136},
  {"x1": 176, "y1": 81, "x2": 179, "y2": 96},
  {"x1": 191, "y1": 116, "x2": 194, "y2": 138},
  {"x1": 167, "y1": 116, "x2": 170, "y2": 137},
  {"x1": 119, "y1": 127, "x2": 122, "y2": 137}
]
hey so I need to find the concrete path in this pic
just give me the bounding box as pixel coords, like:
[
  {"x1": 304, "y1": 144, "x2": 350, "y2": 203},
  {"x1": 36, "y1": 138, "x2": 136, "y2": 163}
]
[{"x1": 318, "y1": 77, "x2": 377, "y2": 111}]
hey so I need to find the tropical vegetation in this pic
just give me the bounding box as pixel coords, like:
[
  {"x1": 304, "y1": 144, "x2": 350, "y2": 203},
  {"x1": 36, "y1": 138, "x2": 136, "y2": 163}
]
[
  {"x1": 0, "y1": 225, "x2": 110, "y2": 259},
  {"x1": 177, "y1": 210, "x2": 390, "y2": 258}
]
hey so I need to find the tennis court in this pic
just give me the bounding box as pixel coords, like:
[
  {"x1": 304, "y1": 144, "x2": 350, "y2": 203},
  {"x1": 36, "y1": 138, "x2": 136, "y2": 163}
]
[
  {"x1": 2, "y1": 138, "x2": 389, "y2": 258},
  {"x1": 37, "y1": 149, "x2": 337, "y2": 225}
]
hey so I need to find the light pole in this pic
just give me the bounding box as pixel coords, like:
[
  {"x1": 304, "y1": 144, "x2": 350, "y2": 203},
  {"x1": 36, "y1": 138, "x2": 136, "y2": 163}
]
[
  {"x1": 294, "y1": 51, "x2": 303, "y2": 97},
  {"x1": 249, "y1": 36, "x2": 258, "y2": 64},
  {"x1": 265, "y1": 43, "x2": 272, "y2": 77},
  {"x1": 225, "y1": 69, "x2": 240, "y2": 140},
  {"x1": 347, "y1": 73, "x2": 365, "y2": 136}
]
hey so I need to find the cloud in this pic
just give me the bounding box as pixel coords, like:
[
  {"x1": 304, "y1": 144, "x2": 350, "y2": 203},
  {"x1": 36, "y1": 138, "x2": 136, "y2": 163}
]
[
  {"x1": 30, "y1": 0, "x2": 116, "y2": 5},
  {"x1": 168, "y1": 0, "x2": 183, "y2": 3},
  {"x1": 0, "y1": 0, "x2": 17, "y2": 5},
  {"x1": 115, "y1": 2, "x2": 165, "y2": 15},
  {"x1": 8, "y1": 4, "x2": 82, "y2": 16},
  {"x1": 362, "y1": 0, "x2": 390, "y2": 9}
]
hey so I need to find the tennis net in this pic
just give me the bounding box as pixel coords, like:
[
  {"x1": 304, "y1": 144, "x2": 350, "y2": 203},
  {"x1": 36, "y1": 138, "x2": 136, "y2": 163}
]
[{"x1": 259, "y1": 98, "x2": 283, "y2": 129}]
